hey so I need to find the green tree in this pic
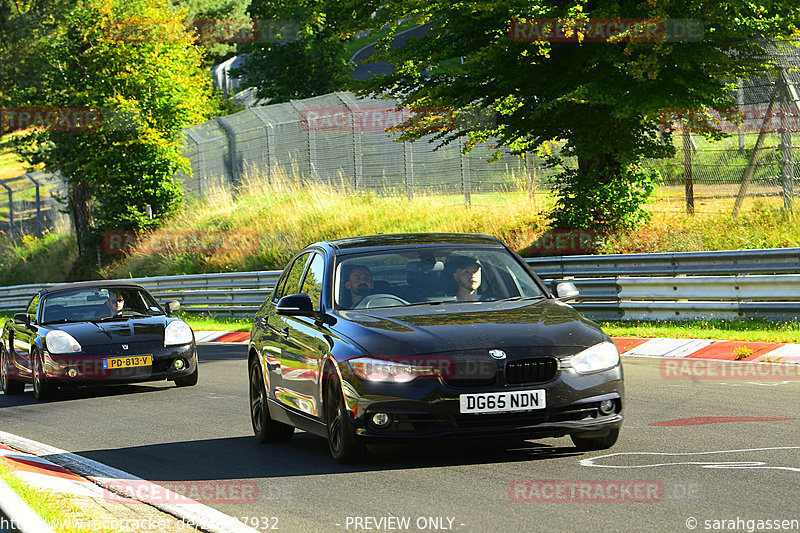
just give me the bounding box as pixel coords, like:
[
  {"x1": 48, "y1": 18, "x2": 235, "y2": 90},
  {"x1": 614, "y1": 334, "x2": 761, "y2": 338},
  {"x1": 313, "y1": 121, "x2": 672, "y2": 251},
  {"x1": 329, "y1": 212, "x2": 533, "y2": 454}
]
[
  {"x1": 342, "y1": 0, "x2": 800, "y2": 230},
  {"x1": 3, "y1": 0, "x2": 214, "y2": 255},
  {"x1": 234, "y1": 0, "x2": 353, "y2": 103}
]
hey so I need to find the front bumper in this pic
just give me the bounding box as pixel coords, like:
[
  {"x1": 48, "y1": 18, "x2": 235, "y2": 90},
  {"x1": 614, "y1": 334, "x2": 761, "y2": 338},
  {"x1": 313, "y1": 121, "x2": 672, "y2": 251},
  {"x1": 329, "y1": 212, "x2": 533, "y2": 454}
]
[
  {"x1": 42, "y1": 343, "x2": 197, "y2": 384},
  {"x1": 341, "y1": 364, "x2": 624, "y2": 442}
]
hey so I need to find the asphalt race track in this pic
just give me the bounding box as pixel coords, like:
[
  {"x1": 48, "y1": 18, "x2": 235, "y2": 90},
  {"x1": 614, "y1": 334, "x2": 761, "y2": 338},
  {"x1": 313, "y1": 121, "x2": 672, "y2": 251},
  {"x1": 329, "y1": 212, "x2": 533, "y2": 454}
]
[{"x1": 1, "y1": 344, "x2": 798, "y2": 533}]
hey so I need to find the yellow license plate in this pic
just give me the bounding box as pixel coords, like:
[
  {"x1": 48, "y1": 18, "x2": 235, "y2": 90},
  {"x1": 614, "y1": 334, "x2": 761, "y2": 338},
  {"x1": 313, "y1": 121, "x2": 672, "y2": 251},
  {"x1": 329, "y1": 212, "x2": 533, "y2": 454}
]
[{"x1": 103, "y1": 355, "x2": 152, "y2": 370}]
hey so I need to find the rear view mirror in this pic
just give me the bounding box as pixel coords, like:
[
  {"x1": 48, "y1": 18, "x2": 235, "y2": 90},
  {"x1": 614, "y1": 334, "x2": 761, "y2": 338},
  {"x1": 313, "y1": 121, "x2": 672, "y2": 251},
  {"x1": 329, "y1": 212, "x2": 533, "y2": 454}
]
[
  {"x1": 165, "y1": 300, "x2": 180, "y2": 315},
  {"x1": 277, "y1": 294, "x2": 316, "y2": 317},
  {"x1": 13, "y1": 313, "x2": 30, "y2": 328},
  {"x1": 555, "y1": 281, "x2": 580, "y2": 301}
]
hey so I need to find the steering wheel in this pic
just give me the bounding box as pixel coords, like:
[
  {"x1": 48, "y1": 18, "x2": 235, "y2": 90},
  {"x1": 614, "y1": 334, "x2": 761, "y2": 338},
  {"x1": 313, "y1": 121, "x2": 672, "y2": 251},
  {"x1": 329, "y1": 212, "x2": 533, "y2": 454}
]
[{"x1": 355, "y1": 293, "x2": 410, "y2": 309}]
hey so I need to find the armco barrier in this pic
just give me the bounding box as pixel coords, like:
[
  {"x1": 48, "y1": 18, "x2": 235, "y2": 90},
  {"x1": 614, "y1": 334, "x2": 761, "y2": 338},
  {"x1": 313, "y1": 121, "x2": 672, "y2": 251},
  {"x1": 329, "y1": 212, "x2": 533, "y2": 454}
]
[{"x1": 0, "y1": 248, "x2": 799, "y2": 321}]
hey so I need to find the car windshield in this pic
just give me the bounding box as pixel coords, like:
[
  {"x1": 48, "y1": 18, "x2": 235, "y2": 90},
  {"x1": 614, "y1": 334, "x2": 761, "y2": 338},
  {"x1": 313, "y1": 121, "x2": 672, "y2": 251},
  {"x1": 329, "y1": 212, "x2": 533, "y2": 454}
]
[
  {"x1": 40, "y1": 287, "x2": 165, "y2": 324},
  {"x1": 334, "y1": 246, "x2": 544, "y2": 310}
]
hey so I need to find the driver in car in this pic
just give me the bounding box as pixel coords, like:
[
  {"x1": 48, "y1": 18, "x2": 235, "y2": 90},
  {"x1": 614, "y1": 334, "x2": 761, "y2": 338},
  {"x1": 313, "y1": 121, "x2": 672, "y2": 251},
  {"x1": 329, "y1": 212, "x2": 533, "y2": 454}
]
[
  {"x1": 344, "y1": 265, "x2": 375, "y2": 307},
  {"x1": 103, "y1": 291, "x2": 125, "y2": 317}
]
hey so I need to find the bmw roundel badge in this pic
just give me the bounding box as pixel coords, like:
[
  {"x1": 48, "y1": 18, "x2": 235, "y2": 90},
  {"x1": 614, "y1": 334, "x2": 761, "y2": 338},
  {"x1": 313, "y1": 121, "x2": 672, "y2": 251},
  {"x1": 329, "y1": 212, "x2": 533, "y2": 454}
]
[{"x1": 489, "y1": 349, "x2": 506, "y2": 360}]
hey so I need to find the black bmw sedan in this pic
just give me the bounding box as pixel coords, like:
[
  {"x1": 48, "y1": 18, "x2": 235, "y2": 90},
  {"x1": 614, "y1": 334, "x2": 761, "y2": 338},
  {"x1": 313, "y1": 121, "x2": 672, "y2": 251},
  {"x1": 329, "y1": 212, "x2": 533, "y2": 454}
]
[
  {"x1": 248, "y1": 233, "x2": 623, "y2": 463},
  {"x1": 1, "y1": 281, "x2": 198, "y2": 401}
]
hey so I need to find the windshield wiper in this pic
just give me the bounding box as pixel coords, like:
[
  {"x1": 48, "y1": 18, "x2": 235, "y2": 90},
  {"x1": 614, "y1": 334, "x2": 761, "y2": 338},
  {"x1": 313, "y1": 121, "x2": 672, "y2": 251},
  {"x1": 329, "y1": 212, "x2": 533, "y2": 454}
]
[{"x1": 402, "y1": 300, "x2": 447, "y2": 307}]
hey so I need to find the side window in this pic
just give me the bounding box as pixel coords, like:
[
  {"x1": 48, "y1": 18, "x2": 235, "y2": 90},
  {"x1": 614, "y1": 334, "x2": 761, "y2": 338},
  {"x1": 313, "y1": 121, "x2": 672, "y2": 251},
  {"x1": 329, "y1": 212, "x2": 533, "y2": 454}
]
[
  {"x1": 299, "y1": 253, "x2": 325, "y2": 310},
  {"x1": 26, "y1": 294, "x2": 40, "y2": 323},
  {"x1": 272, "y1": 252, "x2": 312, "y2": 302}
]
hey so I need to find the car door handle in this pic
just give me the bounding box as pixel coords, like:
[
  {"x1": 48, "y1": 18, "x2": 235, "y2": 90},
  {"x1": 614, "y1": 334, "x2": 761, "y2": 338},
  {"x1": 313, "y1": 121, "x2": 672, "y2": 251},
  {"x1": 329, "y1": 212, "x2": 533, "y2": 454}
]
[
  {"x1": 260, "y1": 317, "x2": 268, "y2": 327},
  {"x1": 280, "y1": 327, "x2": 290, "y2": 338}
]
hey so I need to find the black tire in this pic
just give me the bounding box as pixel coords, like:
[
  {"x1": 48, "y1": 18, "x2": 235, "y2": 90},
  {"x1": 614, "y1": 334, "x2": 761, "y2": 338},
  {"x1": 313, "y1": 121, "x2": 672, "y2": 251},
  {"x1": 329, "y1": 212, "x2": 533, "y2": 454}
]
[
  {"x1": 1, "y1": 346, "x2": 25, "y2": 395},
  {"x1": 32, "y1": 350, "x2": 57, "y2": 401},
  {"x1": 571, "y1": 428, "x2": 620, "y2": 451},
  {"x1": 325, "y1": 378, "x2": 367, "y2": 464},
  {"x1": 173, "y1": 365, "x2": 199, "y2": 387},
  {"x1": 249, "y1": 357, "x2": 294, "y2": 443}
]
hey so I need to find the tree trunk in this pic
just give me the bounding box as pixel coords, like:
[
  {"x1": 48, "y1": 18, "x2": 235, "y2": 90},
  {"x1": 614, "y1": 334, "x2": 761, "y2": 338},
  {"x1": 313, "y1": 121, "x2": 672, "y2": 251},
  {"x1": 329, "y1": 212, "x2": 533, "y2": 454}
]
[{"x1": 69, "y1": 180, "x2": 94, "y2": 257}]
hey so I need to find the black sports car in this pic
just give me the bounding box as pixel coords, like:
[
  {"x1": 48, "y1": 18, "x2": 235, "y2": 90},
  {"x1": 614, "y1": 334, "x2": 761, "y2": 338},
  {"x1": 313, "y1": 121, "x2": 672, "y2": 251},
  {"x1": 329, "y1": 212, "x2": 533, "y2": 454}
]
[
  {"x1": 1, "y1": 281, "x2": 198, "y2": 401},
  {"x1": 248, "y1": 233, "x2": 623, "y2": 463}
]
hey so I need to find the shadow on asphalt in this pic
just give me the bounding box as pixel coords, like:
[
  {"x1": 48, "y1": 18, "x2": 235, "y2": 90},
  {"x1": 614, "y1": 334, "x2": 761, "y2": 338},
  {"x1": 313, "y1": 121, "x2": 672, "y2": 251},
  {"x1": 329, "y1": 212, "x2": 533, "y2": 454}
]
[
  {"x1": 62, "y1": 434, "x2": 582, "y2": 479},
  {"x1": 0, "y1": 383, "x2": 173, "y2": 407},
  {"x1": 0, "y1": 344, "x2": 246, "y2": 406},
  {"x1": 194, "y1": 343, "x2": 248, "y2": 361}
]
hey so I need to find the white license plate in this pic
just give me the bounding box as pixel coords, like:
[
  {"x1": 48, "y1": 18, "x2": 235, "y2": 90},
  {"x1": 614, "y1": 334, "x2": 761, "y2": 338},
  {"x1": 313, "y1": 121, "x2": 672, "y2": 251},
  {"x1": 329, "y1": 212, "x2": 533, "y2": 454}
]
[{"x1": 459, "y1": 389, "x2": 546, "y2": 414}]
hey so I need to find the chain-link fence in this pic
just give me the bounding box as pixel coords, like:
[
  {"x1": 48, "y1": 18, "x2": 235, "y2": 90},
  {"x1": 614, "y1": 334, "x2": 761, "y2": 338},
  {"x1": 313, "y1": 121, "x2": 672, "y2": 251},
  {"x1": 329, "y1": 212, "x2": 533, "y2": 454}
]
[
  {"x1": 176, "y1": 91, "x2": 543, "y2": 204},
  {"x1": 180, "y1": 41, "x2": 800, "y2": 216},
  {"x1": 644, "y1": 40, "x2": 800, "y2": 214},
  {"x1": 0, "y1": 171, "x2": 70, "y2": 239}
]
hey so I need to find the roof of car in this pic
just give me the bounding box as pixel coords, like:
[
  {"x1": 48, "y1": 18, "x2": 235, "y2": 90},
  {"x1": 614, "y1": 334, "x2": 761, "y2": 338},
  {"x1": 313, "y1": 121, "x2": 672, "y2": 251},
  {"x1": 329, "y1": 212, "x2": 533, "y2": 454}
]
[
  {"x1": 319, "y1": 233, "x2": 504, "y2": 253},
  {"x1": 39, "y1": 280, "x2": 148, "y2": 296}
]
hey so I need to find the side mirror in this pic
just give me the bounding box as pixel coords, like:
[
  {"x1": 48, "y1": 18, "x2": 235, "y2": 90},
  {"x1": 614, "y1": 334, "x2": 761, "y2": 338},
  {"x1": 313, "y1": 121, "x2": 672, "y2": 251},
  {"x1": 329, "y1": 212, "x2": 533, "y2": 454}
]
[
  {"x1": 277, "y1": 294, "x2": 316, "y2": 317},
  {"x1": 555, "y1": 281, "x2": 580, "y2": 302},
  {"x1": 165, "y1": 300, "x2": 180, "y2": 315},
  {"x1": 13, "y1": 313, "x2": 30, "y2": 328}
]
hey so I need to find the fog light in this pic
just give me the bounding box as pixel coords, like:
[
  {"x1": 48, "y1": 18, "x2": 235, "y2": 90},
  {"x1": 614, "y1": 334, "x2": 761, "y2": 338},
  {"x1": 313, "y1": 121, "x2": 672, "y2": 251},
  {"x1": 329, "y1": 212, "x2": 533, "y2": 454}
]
[
  {"x1": 599, "y1": 399, "x2": 615, "y2": 415},
  {"x1": 67, "y1": 368, "x2": 78, "y2": 378},
  {"x1": 173, "y1": 359, "x2": 186, "y2": 370},
  {"x1": 371, "y1": 413, "x2": 391, "y2": 427}
]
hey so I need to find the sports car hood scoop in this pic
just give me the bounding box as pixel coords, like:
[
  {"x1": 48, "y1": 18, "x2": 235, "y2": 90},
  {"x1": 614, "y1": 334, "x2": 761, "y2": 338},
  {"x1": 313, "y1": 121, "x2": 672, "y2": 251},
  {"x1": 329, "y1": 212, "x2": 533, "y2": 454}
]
[
  {"x1": 55, "y1": 316, "x2": 166, "y2": 346},
  {"x1": 335, "y1": 299, "x2": 607, "y2": 357}
]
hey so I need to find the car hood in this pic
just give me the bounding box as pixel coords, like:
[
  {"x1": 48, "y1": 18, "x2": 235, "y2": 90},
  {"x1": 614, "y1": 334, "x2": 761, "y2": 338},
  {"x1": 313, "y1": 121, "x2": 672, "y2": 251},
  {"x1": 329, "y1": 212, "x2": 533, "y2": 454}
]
[
  {"x1": 50, "y1": 316, "x2": 168, "y2": 347},
  {"x1": 334, "y1": 298, "x2": 608, "y2": 358}
]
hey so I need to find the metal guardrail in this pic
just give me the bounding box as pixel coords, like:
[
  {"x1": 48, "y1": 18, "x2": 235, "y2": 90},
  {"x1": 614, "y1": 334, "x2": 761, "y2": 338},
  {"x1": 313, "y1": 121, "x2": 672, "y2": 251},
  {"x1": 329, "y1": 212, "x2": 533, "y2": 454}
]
[{"x1": 1, "y1": 248, "x2": 799, "y2": 321}]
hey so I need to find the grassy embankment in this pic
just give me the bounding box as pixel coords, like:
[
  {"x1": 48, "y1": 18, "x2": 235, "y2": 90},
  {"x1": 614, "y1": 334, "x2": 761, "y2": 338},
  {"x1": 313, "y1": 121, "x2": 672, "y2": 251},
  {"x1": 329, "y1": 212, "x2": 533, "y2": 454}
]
[
  {"x1": 1, "y1": 143, "x2": 800, "y2": 339},
  {"x1": 0, "y1": 463, "x2": 113, "y2": 533}
]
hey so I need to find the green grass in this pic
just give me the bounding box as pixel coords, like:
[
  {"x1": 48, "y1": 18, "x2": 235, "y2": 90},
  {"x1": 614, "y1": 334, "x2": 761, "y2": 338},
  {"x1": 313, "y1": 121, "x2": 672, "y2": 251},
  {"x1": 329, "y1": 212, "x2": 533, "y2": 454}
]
[
  {"x1": 0, "y1": 231, "x2": 78, "y2": 286},
  {"x1": 0, "y1": 311, "x2": 250, "y2": 332},
  {"x1": 0, "y1": 134, "x2": 28, "y2": 181},
  {"x1": 600, "y1": 319, "x2": 800, "y2": 344},
  {"x1": 174, "y1": 312, "x2": 252, "y2": 332},
  {"x1": 0, "y1": 463, "x2": 114, "y2": 533}
]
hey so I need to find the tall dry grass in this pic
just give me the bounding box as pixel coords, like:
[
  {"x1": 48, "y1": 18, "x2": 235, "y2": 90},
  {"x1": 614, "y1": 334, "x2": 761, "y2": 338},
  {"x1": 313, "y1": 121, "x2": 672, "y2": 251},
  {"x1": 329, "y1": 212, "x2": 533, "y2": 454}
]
[{"x1": 102, "y1": 167, "x2": 551, "y2": 277}]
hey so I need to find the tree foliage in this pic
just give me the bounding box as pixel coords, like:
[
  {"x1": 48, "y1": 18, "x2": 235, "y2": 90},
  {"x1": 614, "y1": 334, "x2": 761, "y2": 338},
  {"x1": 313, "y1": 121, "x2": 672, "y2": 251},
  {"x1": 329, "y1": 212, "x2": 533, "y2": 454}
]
[
  {"x1": 338, "y1": 0, "x2": 800, "y2": 230},
  {"x1": 2, "y1": 0, "x2": 214, "y2": 254},
  {"x1": 234, "y1": 0, "x2": 353, "y2": 103}
]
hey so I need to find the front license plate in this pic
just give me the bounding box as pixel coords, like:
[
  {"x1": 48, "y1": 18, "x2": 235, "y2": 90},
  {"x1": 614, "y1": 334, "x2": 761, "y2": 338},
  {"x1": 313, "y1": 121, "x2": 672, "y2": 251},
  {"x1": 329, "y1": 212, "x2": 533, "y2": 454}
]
[
  {"x1": 459, "y1": 389, "x2": 546, "y2": 414},
  {"x1": 103, "y1": 355, "x2": 152, "y2": 370}
]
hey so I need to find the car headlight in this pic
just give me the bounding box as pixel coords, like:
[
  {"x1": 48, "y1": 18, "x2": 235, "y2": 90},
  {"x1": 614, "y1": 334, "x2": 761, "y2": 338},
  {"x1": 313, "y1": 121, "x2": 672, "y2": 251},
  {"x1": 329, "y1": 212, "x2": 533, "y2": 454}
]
[
  {"x1": 46, "y1": 331, "x2": 82, "y2": 354},
  {"x1": 164, "y1": 320, "x2": 193, "y2": 347},
  {"x1": 348, "y1": 357, "x2": 437, "y2": 383},
  {"x1": 569, "y1": 342, "x2": 620, "y2": 374}
]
